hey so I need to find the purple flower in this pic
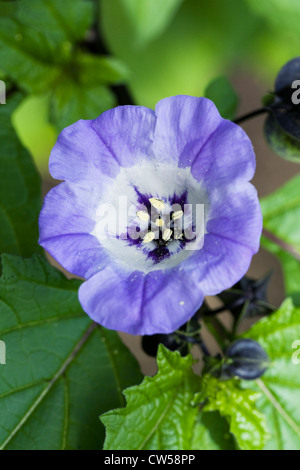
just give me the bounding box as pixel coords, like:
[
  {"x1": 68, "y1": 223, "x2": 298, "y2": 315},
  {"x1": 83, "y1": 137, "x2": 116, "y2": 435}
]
[{"x1": 39, "y1": 96, "x2": 262, "y2": 335}]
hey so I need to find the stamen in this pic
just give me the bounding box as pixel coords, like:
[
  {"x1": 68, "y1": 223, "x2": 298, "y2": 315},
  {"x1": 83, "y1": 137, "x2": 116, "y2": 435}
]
[
  {"x1": 162, "y1": 228, "x2": 172, "y2": 242},
  {"x1": 136, "y1": 210, "x2": 150, "y2": 222},
  {"x1": 174, "y1": 231, "x2": 183, "y2": 240},
  {"x1": 172, "y1": 210, "x2": 183, "y2": 220},
  {"x1": 155, "y1": 218, "x2": 164, "y2": 227},
  {"x1": 143, "y1": 231, "x2": 155, "y2": 243},
  {"x1": 149, "y1": 197, "x2": 165, "y2": 211}
]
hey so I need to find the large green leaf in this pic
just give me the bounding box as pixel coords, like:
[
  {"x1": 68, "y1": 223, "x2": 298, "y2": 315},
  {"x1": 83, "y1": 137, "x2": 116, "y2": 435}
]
[
  {"x1": 120, "y1": 0, "x2": 183, "y2": 47},
  {"x1": 0, "y1": 93, "x2": 41, "y2": 257},
  {"x1": 195, "y1": 376, "x2": 269, "y2": 450},
  {"x1": 0, "y1": 0, "x2": 93, "y2": 93},
  {"x1": 260, "y1": 173, "x2": 300, "y2": 301},
  {"x1": 242, "y1": 299, "x2": 300, "y2": 450},
  {"x1": 204, "y1": 76, "x2": 238, "y2": 120},
  {"x1": 101, "y1": 346, "x2": 234, "y2": 450},
  {"x1": 0, "y1": 254, "x2": 142, "y2": 450}
]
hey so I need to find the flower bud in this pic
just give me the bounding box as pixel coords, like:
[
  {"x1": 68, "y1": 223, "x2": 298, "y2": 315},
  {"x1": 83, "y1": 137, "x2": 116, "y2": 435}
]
[{"x1": 224, "y1": 338, "x2": 269, "y2": 380}]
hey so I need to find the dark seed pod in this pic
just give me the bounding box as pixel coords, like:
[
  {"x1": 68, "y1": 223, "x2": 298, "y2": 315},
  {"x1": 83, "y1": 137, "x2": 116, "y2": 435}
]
[
  {"x1": 217, "y1": 273, "x2": 272, "y2": 321},
  {"x1": 142, "y1": 332, "x2": 188, "y2": 358},
  {"x1": 272, "y1": 57, "x2": 300, "y2": 141},
  {"x1": 224, "y1": 338, "x2": 269, "y2": 380}
]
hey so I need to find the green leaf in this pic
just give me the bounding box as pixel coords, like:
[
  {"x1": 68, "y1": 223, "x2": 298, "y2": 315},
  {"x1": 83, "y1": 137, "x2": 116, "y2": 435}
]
[
  {"x1": 120, "y1": 0, "x2": 183, "y2": 47},
  {"x1": 76, "y1": 54, "x2": 130, "y2": 86},
  {"x1": 191, "y1": 412, "x2": 234, "y2": 450},
  {"x1": 101, "y1": 346, "x2": 234, "y2": 450},
  {"x1": 242, "y1": 299, "x2": 300, "y2": 449},
  {"x1": 0, "y1": 254, "x2": 142, "y2": 450},
  {"x1": 261, "y1": 241, "x2": 300, "y2": 306},
  {"x1": 264, "y1": 113, "x2": 300, "y2": 163},
  {"x1": 260, "y1": 173, "x2": 300, "y2": 301},
  {"x1": 0, "y1": 0, "x2": 93, "y2": 93},
  {"x1": 0, "y1": 93, "x2": 41, "y2": 257},
  {"x1": 195, "y1": 375, "x2": 269, "y2": 450},
  {"x1": 49, "y1": 81, "x2": 115, "y2": 131},
  {"x1": 204, "y1": 76, "x2": 238, "y2": 120},
  {"x1": 261, "y1": 173, "x2": 300, "y2": 254},
  {"x1": 0, "y1": 1, "x2": 126, "y2": 130},
  {"x1": 48, "y1": 52, "x2": 129, "y2": 130}
]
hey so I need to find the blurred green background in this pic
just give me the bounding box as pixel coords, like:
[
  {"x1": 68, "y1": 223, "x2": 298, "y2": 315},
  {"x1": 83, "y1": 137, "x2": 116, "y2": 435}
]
[{"x1": 6, "y1": 0, "x2": 300, "y2": 172}]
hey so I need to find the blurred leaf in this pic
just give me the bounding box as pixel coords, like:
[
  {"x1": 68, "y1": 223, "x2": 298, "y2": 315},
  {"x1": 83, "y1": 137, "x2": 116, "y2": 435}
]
[
  {"x1": 49, "y1": 82, "x2": 114, "y2": 131},
  {"x1": 260, "y1": 173, "x2": 300, "y2": 259},
  {"x1": 48, "y1": 52, "x2": 129, "y2": 130},
  {"x1": 120, "y1": 0, "x2": 183, "y2": 47},
  {"x1": 0, "y1": 93, "x2": 41, "y2": 257},
  {"x1": 195, "y1": 376, "x2": 269, "y2": 450},
  {"x1": 100, "y1": 0, "x2": 259, "y2": 107},
  {"x1": 260, "y1": 173, "x2": 300, "y2": 302},
  {"x1": 242, "y1": 299, "x2": 300, "y2": 450},
  {"x1": 12, "y1": 94, "x2": 57, "y2": 172},
  {"x1": 261, "y1": 239, "x2": 300, "y2": 306},
  {"x1": 204, "y1": 76, "x2": 238, "y2": 119},
  {"x1": 264, "y1": 113, "x2": 300, "y2": 162},
  {"x1": 76, "y1": 53, "x2": 130, "y2": 86},
  {"x1": 101, "y1": 346, "x2": 234, "y2": 450},
  {"x1": 0, "y1": 0, "x2": 94, "y2": 93},
  {"x1": 0, "y1": 254, "x2": 142, "y2": 450},
  {"x1": 246, "y1": 0, "x2": 300, "y2": 39}
]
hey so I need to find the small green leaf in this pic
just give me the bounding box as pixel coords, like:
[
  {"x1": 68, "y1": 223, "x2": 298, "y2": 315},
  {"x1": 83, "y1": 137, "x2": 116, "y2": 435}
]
[
  {"x1": 48, "y1": 52, "x2": 130, "y2": 130},
  {"x1": 242, "y1": 299, "x2": 300, "y2": 450},
  {"x1": 101, "y1": 346, "x2": 234, "y2": 450},
  {"x1": 0, "y1": 254, "x2": 142, "y2": 450},
  {"x1": 0, "y1": 93, "x2": 41, "y2": 257},
  {"x1": 261, "y1": 240, "x2": 300, "y2": 306},
  {"x1": 0, "y1": 1, "x2": 129, "y2": 130},
  {"x1": 49, "y1": 81, "x2": 115, "y2": 131},
  {"x1": 77, "y1": 54, "x2": 130, "y2": 86},
  {"x1": 196, "y1": 375, "x2": 269, "y2": 450},
  {"x1": 204, "y1": 76, "x2": 238, "y2": 120},
  {"x1": 264, "y1": 113, "x2": 300, "y2": 162},
  {"x1": 0, "y1": 0, "x2": 93, "y2": 93},
  {"x1": 260, "y1": 173, "x2": 300, "y2": 300},
  {"x1": 120, "y1": 0, "x2": 183, "y2": 47}
]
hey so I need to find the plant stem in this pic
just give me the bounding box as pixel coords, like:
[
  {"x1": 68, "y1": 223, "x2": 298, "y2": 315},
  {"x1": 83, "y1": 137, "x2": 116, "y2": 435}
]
[
  {"x1": 202, "y1": 297, "x2": 245, "y2": 317},
  {"x1": 233, "y1": 107, "x2": 269, "y2": 124},
  {"x1": 262, "y1": 228, "x2": 300, "y2": 261},
  {"x1": 202, "y1": 317, "x2": 229, "y2": 350}
]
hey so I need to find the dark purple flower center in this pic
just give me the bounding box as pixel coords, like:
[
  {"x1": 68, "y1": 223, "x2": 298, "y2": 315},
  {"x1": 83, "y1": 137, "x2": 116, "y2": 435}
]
[{"x1": 126, "y1": 188, "x2": 194, "y2": 264}]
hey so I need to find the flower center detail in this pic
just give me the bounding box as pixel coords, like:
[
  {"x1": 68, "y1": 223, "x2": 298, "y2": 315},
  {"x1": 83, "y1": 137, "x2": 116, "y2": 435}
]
[
  {"x1": 136, "y1": 197, "x2": 185, "y2": 247},
  {"x1": 127, "y1": 190, "x2": 196, "y2": 265}
]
